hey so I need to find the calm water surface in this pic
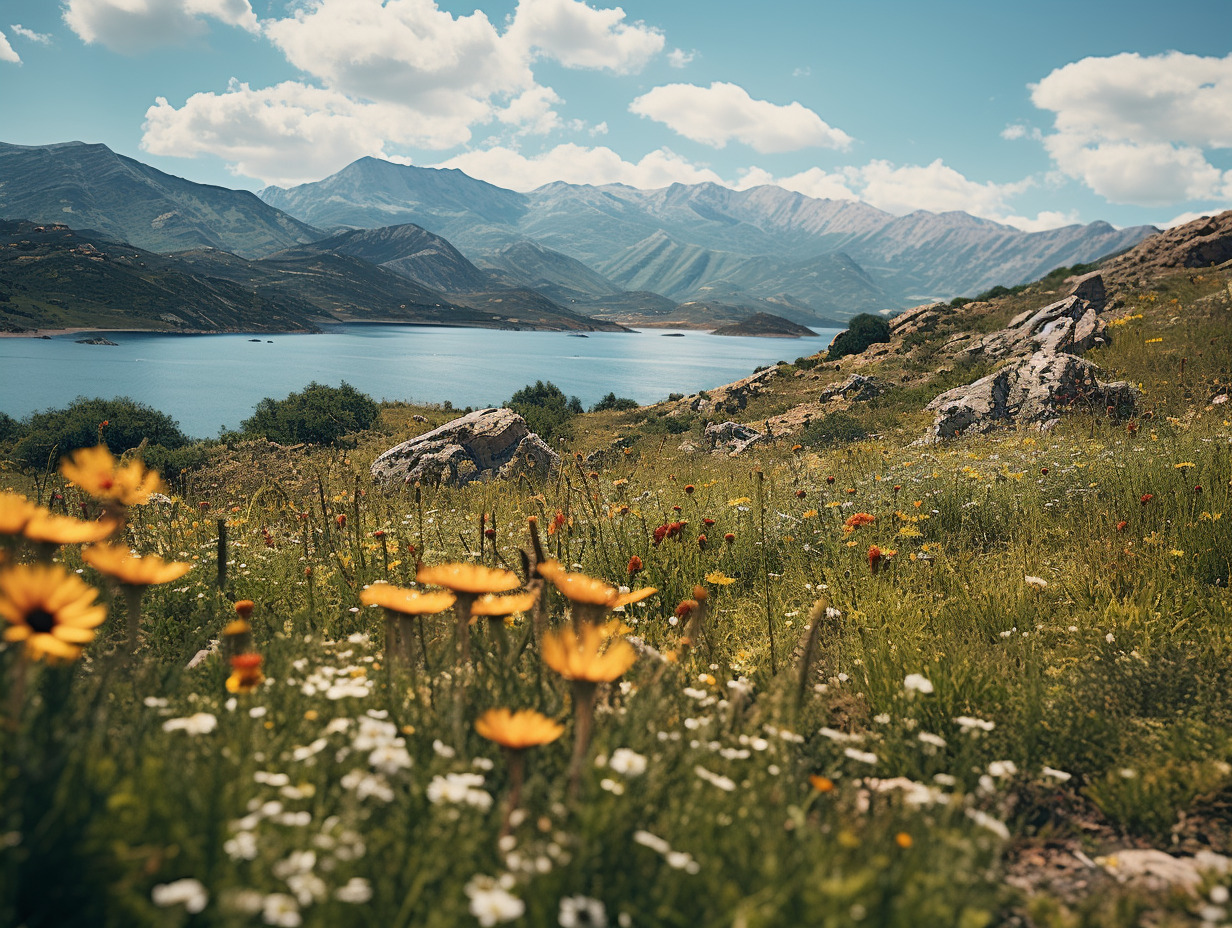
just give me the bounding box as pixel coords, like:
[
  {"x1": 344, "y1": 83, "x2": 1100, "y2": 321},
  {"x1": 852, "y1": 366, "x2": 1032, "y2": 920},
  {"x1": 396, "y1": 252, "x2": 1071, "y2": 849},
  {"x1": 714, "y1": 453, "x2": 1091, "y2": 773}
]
[{"x1": 0, "y1": 325, "x2": 837, "y2": 438}]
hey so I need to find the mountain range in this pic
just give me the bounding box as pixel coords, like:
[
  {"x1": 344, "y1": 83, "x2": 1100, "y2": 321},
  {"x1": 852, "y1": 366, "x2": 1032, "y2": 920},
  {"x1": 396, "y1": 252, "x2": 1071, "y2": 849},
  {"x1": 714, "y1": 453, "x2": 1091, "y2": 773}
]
[{"x1": 0, "y1": 140, "x2": 1159, "y2": 335}]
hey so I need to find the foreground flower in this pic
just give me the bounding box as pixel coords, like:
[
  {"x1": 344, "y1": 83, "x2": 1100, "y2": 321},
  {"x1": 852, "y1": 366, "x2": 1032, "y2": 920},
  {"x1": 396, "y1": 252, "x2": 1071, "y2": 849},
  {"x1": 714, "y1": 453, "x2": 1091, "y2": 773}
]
[
  {"x1": 475, "y1": 708, "x2": 564, "y2": 750},
  {"x1": 476, "y1": 708, "x2": 564, "y2": 837},
  {"x1": 23, "y1": 511, "x2": 119, "y2": 545},
  {"x1": 543, "y1": 622, "x2": 637, "y2": 797},
  {"x1": 151, "y1": 878, "x2": 209, "y2": 913},
  {"x1": 360, "y1": 583, "x2": 456, "y2": 664},
  {"x1": 538, "y1": 560, "x2": 656, "y2": 626},
  {"x1": 0, "y1": 492, "x2": 40, "y2": 536},
  {"x1": 82, "y1": 544, "x2": 191, "y2": 651},
  {"x1": 417, "y1": 562, "x2": 521, "y2": 665},
  {"x1": 541, "y1": 622, "x2": 637, "y2": 683},
  {"x1": 82, "y1": 544, "x2": 193, "y2": 586},
  {"x1": 0, "y1": 563, "x2": 107, "y2": 661},
  {"x1": 60, "y1": 444, "x2": 164, "y2": 507},
  {"x1": 226, "y1": 653, "x2": 266, "y2": 694}
]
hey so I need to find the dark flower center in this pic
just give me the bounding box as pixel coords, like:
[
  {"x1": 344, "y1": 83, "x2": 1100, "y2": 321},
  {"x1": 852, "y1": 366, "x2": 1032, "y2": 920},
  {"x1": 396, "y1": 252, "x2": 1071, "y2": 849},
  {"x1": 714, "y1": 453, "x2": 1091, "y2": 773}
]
[{"x1": 26, "y1": 607, "x2": 56, "y2": 634}]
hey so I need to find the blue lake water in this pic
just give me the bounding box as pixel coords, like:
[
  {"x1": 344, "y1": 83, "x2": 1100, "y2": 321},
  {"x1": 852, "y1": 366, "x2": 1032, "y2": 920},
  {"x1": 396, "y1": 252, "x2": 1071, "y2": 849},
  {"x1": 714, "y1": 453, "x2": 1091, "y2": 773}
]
[{"x1": 0, "y1": 324, "x2": 838, "y2": 439}]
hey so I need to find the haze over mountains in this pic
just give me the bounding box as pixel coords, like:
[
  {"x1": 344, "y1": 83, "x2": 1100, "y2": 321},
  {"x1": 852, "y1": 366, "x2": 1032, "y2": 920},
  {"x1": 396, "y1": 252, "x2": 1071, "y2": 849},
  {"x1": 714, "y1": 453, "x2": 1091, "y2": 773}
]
[{"x1": 0, "y1": 140, "x2": 1158, "y2": 335}]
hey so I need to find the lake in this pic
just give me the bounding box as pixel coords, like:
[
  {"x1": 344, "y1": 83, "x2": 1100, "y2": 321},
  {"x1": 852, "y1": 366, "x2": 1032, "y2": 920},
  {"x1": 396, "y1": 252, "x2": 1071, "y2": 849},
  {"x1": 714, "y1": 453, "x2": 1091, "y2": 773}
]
[{"x1": 0, "y1": 324, "x2": 838, "y2": 439}]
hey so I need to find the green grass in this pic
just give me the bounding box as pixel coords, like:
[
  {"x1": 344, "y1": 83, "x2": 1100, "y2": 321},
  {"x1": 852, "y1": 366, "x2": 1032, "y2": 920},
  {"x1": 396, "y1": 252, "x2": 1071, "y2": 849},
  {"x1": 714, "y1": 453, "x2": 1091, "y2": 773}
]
[{"x1": 1, "y1": 264, "x2": 1231, "y2": 927}]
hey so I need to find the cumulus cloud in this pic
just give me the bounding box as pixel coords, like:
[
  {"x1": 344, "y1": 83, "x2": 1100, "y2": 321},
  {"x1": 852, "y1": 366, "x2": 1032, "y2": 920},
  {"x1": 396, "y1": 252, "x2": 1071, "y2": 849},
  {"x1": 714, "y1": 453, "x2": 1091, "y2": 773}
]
[
  {"x1": 0, "y1": 29, "x2": 19, "y2": 63},
  {"x1": 10, "y1": 24, "x2": 53, "y2": 44},
  {"x1": 506, "y1": 0, "x2": 664, "y2": 73},
  {"x1": 1030, "y1": 51, "x2": 1232, "y2": 205},
  {"x1": 1001, "y1": 123, "x2": 1041, "y2": 142},
  {"x1": 141, "y1": 80, "x2": 461, "y2": 186},
  {"x1": 846, "y1": 159, "x2": 1032, "y2": 217},
  {"x1": 666, "y1": 48, "x2": 693, "y2": 68},
  {"x1": 63, "y1": 0, "x2": 258, "y2": 53},
  {"x1": 629, "y1": 81, "x2": 852, "y2": 153},
  {"x1": 431, "y1": 143, "x2": 723, "y2": 191},
  {"x1": 737, "y1": 166, "x2": 859, "y2": 202},
  {"x1": 263, "y1": 1, "x2": 531, "y2": 115}
]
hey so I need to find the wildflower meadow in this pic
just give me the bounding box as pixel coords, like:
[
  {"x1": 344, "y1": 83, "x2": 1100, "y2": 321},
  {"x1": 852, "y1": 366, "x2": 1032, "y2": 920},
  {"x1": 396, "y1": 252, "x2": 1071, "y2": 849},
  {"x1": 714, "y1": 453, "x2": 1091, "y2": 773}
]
[{"x1": 1, "y1": 267, "x2": 1231, "y2": 928}]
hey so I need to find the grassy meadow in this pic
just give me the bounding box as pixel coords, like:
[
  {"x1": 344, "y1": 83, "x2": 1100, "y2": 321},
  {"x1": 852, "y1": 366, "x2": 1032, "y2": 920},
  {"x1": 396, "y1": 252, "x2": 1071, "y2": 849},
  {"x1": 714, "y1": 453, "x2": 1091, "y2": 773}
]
[{"x1": 1, "y1": 266, "x2": 1231, "y2": 928}]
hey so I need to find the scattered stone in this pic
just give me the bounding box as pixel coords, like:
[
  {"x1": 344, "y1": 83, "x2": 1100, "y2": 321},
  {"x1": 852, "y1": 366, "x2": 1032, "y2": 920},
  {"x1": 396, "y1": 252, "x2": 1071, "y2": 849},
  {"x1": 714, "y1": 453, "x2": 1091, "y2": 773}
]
[
  {"x1": 1097, "y1": 849, "x2": 1230, "y2": 894},
  {"x1": 687, "y1": 365, "x2": 781, "y2": 415},
  {"x1": 371, "y1": 407, "x2": 559, "y2": 487},
  {"x1": 820, "y1": 374, "x2": 884, "y2": 403},
  {"x1": 704, "y1": 421, "x2": 765, "y2": 455},
  {"x1": 925, "y1": 351, "x2": 1138, "y2": 441}
]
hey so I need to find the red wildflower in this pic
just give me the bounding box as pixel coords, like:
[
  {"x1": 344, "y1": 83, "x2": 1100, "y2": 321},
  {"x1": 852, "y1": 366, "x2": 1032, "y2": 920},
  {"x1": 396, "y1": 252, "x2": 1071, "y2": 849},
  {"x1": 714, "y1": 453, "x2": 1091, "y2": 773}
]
[
  {"x1": 697, "y1": 534, "x2": 707, "y2": 550},
  {"x1": 826, "y1": 476, "x2": 835, "y2": 484},
  {"x1": 795, "y1": 489, "x2": 807, "y2": 499},
  {"x1": 723, "y1": 532, "x2": 735, "y2": 543},
  {"x1": 702, "y1": 517, "x2": 715, "y2": 527},
  {"x1": 335, "y1": 513, "x2": 346, "y2": 528},
  {"x1": 1140, "y1": 494, "x2": 1153, "y2": 505},
  {"x1": 685, "y1": 484, "x2": 695, "y2": 495},
  {"x1": 1116, "y1": 520, "x2": 1128, "y2": 532},
  {"x1": 627, "y1": 555, "x2": 643, "y2": 575},
  {"x1": 843, "y1": 512, "x2": 876, "y2": 534}
]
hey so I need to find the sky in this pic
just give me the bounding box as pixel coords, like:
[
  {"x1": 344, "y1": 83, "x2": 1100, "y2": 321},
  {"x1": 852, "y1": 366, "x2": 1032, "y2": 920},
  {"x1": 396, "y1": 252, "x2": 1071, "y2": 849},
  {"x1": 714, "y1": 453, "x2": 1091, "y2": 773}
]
[{"x1": 0, "y1": 0, "x2": 1229, "y2": 232}]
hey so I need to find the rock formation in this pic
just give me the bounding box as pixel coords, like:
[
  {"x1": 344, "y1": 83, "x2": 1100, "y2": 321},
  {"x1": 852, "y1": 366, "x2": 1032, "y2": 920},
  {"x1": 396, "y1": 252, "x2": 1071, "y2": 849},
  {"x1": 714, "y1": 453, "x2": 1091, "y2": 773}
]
[
  {"x1": 925, "y1": 271, "x2": 1136, "y2": 440},
  {"x1": 704, "y1": 421, "x2": 765, "y2": 455},
  {"x1": 371, "y1": 408, "x2": 559, "y2": 487},
  {"x1": 820, "y1": 374, "x2": 884, "y2": 403}
]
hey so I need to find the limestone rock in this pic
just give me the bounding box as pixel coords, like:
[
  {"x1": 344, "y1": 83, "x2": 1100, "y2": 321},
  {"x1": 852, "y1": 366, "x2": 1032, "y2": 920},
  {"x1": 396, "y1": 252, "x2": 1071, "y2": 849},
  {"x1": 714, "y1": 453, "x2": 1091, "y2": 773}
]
[
  {"x1": 704, "y1": 420, "x2": 765, "y2": 455},
  {"x1": 821, "y1": 374, "x2": 884, "y2": 403},
  {"x1": 371, "y1": 407, "x2": 559, "y2": 487},
  {"x1": 974, "y1": 291, "x2": 1106, "y2": 360},
  {"x1": 688, "y1": 365, "x2": 781, "y2": 415},
  {"x1": 1068, "y1": 270, "x2": 1106, "y2": 311},
  {"x1": 926, "y1": 351, "x2": 1138, "y2": 440}
]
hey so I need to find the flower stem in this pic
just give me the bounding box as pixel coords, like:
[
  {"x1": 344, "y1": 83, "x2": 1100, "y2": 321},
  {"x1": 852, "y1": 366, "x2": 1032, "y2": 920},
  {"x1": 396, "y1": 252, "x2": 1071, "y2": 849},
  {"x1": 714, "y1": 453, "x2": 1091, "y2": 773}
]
[
  {"x1": 122, "y1": 584, "x2": 145, "y2": 655},
  {"x1": 500, "y1": 748, "x2": 525, "y2": 840},
  {"x1": 568, "y1": 680, "x2": 597, "y2": 799}
]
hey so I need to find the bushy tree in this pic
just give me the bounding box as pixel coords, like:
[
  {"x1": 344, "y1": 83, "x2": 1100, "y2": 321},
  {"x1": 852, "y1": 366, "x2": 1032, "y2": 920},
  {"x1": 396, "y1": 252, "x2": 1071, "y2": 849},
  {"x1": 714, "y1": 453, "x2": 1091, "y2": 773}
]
[
  {"x1": 12, "y1": 396, "x2": 188, "y2": 469},
  {"x1": 241, "y1": 381, "x2": 379, "y2": 446},
  {"x1": 826, "y1": 313, "x2": 891, "y2": 361},
  {"x1": 589, "y1": 392, "x2": 639, "y2": 413},
  {"x1": 506, "y1": 381, "x2": 580, "y2": 443}
]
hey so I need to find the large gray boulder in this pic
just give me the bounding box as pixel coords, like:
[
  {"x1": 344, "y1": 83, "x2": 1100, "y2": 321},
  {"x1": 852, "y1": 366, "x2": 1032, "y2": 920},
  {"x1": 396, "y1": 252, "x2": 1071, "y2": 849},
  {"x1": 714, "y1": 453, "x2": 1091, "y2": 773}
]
[
  {"x1": 974, "y1": 293, "x2": 1104, "y2": 359},
  {"x1": 704, "y1": 420, "x2": 765, "y2": 455},
  {"x1": 371, "y1": 408, "x2": 559, "y2": 487},
  {"x1": 926, "y1": 351, "x2": 1138, "y2": 440}
]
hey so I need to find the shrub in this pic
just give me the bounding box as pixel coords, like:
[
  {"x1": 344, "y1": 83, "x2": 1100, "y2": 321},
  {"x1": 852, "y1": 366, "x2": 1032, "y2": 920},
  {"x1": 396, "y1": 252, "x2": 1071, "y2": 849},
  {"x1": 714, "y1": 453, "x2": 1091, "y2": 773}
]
[
  {"x1": 826, "y1": 314, "x2": 891, "y2": 361},
  {"x1": 241, "y1": 381, "x2": 379, "y2": 446},
  {"x1": 589, "y1": 392, "x2": 640, "y2": 413},
  {"x1": 12, "y1": 396, "x2": 189, "y2": 469},
  {"x1": 799, "y1": 412, "x2": 868, "y2": 447},
  {"x1": 506, "y1": 381, "x2": 581, "y2": 442}
]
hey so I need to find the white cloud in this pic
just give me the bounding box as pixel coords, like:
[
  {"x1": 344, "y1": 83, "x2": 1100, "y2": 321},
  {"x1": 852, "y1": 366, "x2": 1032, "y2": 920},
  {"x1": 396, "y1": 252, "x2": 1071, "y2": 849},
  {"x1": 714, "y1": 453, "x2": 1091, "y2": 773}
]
[
  {"x1": 431, "y1": 143, "x2": 723, "y2": 191},
  {"x1": 141, "y1": 80, "x2": 461, "y2": 186},
  {"x1": 263, "y1": 1, "x2": 532, "y2": 115},
  {"x1": 839, "y1": 159, "x2": 1032, "y2": 217},
  {"x1": 1030, "y1": 51, "x2": 1232, "y2": 205},
  {"x1": 629, "y1": 81, "x2": 852, "y2": 153},
  {"x1": 63, "y1": 0, "x2": 258, "y2": 53},
  {"x1": 666, "y1": 47, "x2": 693, "y2": 68},
  {"x1": 506, "y1": 0, "x2": 663, "y2": 73},
  {"x1": 737, "y1": 166, "x2": 859, "y2": 202},
  {"x1": 10, "y1": 24, "x2": 53, "y2": 44},
  {"x1": 1159, "y1": 210, "x2": 1214, "y2": 230},
  {"x1": 1001, "y1": 123, "x2": 1041, "y2": 142},
  {"x1": 496, "y1": 86, "x2": 564, "y2": 135},
  {"x1": 996, "y1": 210, "x2": 1080, "y2": 233},
  {"x1": 0, "y1": 29, "x2": 19, "y2": 63}
]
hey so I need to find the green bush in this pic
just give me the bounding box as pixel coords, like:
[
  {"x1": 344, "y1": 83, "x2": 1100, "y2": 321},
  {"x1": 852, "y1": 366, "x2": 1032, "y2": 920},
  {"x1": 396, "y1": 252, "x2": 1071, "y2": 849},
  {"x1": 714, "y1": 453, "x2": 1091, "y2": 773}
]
[
  {"x1": 11, "y1": 396, "x2": 189, "y2": 469},
  {"x1": 799, "y1": 411, "x2": 868, "y2": 447},
  {"x1": 506, "y1": 381, "x2": 581, "y2": 442},
  {"x1": 826, "y1": 313, "x2": 891, "y2": 361},
  {"x1": 589, "y1": 392, "x2": 640, "y2": 413},
  {"x1": 241, "y1": 381, "x2": 379, "y2": 446}
]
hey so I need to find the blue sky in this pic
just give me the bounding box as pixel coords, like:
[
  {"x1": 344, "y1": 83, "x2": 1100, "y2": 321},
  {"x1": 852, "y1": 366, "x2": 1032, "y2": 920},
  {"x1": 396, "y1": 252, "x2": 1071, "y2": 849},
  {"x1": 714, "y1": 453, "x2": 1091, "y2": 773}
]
[{"x1": 1, "y1": 0, "x2": 1229, "y2": 231}]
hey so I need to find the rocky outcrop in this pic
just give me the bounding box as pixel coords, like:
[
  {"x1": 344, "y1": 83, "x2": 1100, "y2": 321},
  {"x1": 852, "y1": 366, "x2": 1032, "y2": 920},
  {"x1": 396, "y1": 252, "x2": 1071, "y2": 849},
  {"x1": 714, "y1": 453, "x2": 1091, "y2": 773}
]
[
  {"x1": 687, "y1": 365, "x2": 781, "y2": 415},
  {"x1": 371, "y1": 407, "x2": 559, "y2": 487},
  {"x1": 973, "y1": 289, "x2": 1104, "y2": 360},
  {"x1": 821, "y1": 374, "x2": 884, "y2": 402},
  {"x1": 1103, "y1": 210, "x2": 1232, "y2": 285},
  {"x1": 925, "y1": 270, "x2": 1141, "y2": 439},
  {"x1": 926, "y1": 351, "x2": 1138, "y2": 440},
  {"x1": 704, "y1": 421, "x2": 765, "y2": 455}
]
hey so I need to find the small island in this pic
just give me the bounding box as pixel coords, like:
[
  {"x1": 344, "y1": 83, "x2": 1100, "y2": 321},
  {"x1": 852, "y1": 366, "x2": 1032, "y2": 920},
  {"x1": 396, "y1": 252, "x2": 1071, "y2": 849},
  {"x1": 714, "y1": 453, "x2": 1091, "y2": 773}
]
[{"x1": 711, "y1": 311, "x2": 818, "y2": 338}]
